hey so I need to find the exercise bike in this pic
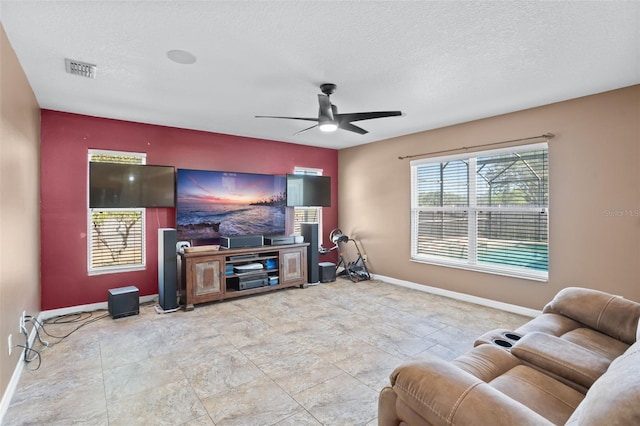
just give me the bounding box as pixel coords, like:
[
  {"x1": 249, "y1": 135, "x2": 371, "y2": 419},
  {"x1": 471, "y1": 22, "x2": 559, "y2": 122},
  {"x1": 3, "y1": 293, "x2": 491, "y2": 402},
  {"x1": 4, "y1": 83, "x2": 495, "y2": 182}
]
[{"x1": 319, "y1": 228, "x2": 371, "y2": 282}]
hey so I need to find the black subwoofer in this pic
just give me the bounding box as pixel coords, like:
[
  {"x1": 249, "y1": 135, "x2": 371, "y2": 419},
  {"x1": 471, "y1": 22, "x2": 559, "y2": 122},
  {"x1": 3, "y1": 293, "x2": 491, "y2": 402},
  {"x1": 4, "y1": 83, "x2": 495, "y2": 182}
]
[
  {"x1": 108, "y1": 286, "x2": 139, "y2": 319},
  {"x1": 319, "y1": 262, "x2": 336, "y2": 283}
]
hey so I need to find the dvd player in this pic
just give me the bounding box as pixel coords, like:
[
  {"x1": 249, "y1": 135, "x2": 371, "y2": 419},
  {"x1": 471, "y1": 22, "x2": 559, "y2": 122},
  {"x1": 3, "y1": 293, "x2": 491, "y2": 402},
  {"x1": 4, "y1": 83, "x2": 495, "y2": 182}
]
[{"x1": 234, "y1": 262, "x2": 264, "y2": 273}]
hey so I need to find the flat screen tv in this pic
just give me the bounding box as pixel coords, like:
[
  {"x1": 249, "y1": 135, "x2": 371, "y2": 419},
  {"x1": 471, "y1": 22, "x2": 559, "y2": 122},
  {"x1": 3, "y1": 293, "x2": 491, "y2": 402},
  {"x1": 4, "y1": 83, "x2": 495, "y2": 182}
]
[
  {"x1": 286, "y1": 174, "x2": 331, "y2": 207},
  {"x1": 176, "y1": 169, "x2": 286, "y2": 243},
  {"x1": 89, "y1": 163, "x2": 175, "y2": 208}
]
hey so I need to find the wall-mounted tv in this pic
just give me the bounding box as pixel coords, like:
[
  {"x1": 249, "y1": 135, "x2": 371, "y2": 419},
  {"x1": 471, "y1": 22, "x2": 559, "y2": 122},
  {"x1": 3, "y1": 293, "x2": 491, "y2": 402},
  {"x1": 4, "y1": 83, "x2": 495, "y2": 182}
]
[
  {"x1": 176, "y1": 169, "x2": 286, "y2": 243},
  {"x1": 89, "y1": 163, "x2": 175, "y2": 208},
  {"x1": 286, "y1": 174, "x2": 331, "y2": 207}
]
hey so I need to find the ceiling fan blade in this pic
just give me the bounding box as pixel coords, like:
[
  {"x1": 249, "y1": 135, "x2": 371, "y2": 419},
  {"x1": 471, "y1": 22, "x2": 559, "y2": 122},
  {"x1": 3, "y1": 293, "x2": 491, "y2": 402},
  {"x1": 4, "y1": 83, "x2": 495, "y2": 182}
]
[
  {"x1": 293, "y1": 124, "x2": 319, "y2": 135},
  {"x1": 255, "y1": 115, "x2": 318, "y2": 122},
  {"x1": 338, "y1": 121, "x2": 368, "y2": 135},
  {"x1": 336, "y1": 111, "x2": 402, "y2": 123}
]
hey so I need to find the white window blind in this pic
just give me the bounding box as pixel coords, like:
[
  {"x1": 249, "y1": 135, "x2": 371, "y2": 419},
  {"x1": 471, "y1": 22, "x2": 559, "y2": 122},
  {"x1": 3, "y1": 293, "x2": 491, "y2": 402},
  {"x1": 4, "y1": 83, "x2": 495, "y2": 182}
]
[
  {"x1": 88, "y1": 150, "x2": 146, "y2": 275},
  {"x1": 292, "y1": 208, "x2": 320, "y2": 235},
  {"x1": 411, "y1": 143, "x2": 548, "y2": 281}
]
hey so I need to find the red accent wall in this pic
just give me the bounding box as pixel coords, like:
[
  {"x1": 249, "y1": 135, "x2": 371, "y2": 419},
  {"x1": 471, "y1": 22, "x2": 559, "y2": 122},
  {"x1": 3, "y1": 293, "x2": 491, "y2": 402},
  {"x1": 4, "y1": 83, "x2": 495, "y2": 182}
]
[{"x1": 40, "y1": 110, "x2": 338, "y2": 310}]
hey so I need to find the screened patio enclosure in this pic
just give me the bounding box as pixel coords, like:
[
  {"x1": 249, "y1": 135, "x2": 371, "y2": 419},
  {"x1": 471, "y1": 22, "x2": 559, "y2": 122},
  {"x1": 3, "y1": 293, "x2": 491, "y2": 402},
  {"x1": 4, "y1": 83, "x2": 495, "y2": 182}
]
[{"x1": 412, "y1": 145, "x2": 548, "y2": 277}]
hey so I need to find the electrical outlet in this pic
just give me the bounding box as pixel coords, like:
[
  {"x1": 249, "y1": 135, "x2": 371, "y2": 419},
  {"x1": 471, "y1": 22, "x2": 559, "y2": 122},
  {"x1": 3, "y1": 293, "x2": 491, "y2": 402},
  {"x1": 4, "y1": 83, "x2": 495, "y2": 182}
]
[
  {"x1": 19, "y1": 311, "x2": 27, "y2": 332},
  {"x1": 8, "y1": 334, "x2": 12, "y2": 356}
]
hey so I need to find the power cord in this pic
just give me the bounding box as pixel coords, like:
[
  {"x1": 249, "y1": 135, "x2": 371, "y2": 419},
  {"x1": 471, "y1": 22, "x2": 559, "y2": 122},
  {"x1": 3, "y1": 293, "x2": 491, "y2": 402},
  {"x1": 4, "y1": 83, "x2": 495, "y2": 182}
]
[
  {"x1": 35, "y1": 311, "x2": 109, "y2": 342},
  {"x1": 17, "y1": 316, "x2": 44, "y2": 370},
  {"x1": 20, "y1": 301, "x2": 153, "y2": 370},
  {"x1": 14, "y1": 344, "x2": 42, "y2": 370},
  {"x1": 18, "y1": 311, "x2": 109, "y2": 371}
]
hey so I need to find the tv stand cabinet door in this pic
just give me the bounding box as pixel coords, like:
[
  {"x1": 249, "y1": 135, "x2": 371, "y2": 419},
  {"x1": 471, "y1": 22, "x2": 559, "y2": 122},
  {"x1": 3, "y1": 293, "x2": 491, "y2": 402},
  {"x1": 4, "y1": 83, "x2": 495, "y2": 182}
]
[
  {"x1": 186, "y1": 255, "x2": 224, "y2": 308},
  {"x1": 280, "y1": 246, "x2": 307, "y2": 287}
]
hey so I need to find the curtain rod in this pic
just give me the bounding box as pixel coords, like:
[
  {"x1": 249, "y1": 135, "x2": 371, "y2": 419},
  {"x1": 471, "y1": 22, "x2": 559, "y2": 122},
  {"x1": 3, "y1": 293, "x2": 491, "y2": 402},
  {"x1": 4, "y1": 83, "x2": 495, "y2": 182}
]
[{"x1": 398, "y1": 133, "x2": 555, "y2": 160}]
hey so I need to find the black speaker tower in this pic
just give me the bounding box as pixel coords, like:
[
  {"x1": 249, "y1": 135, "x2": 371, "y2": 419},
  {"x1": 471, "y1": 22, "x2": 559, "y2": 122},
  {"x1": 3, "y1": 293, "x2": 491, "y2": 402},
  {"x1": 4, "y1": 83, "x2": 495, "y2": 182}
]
[
  {"x1": 158, "y1": 228, "x2": 178, "y2": 310},
  {"x1": 301, "y1": 223, "x2": 319, "y2": 284}
]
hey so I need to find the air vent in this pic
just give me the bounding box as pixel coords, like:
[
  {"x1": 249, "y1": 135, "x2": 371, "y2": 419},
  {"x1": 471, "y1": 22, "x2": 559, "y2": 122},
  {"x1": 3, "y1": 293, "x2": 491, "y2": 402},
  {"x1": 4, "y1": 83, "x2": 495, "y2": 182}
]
[{"x1": 65, "y1": 58, "x2": 96, "y2": 78}]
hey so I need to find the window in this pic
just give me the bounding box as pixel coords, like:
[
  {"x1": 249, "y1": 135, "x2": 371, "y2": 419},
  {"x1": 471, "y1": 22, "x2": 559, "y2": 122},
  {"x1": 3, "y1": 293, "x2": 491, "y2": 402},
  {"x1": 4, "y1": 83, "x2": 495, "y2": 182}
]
[
  {"x1": 88, "y1": 150, "x2": 146, "y2": 275},
  {"x1": 411, "y1": 143, "x2": 548, "y2": 281},
  {"x1": 292, "y1": 167, "x2": 323, "y2": 240}
]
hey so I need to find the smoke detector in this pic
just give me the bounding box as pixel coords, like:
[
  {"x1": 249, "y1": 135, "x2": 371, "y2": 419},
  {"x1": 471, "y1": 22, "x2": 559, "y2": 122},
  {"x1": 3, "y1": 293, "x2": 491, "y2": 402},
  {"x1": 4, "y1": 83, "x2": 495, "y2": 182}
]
[{"x1": 65, "y1": 58, "x2": 96, "y2": 78}]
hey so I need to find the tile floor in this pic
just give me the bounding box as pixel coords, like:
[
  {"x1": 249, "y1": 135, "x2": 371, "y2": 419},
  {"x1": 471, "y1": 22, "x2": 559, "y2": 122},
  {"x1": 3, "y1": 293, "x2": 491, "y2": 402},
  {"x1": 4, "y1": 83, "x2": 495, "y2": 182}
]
[{"x1": 3, "y1": 278, "x2": 529, "y2": 426}]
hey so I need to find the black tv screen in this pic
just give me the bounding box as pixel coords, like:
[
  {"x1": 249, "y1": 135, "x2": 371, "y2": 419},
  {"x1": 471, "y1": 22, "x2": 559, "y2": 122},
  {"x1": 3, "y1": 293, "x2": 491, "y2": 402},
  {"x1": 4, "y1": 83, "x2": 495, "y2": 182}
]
[
  {"x1": 286, "y1": 174, "x2": 331, "y2": 207},
  {"x1": 89, "y1": 163, "x2": 175, "y2": 208},
  {"x1": 176, "y1": 169, "x2": 286, "y2": 242}
]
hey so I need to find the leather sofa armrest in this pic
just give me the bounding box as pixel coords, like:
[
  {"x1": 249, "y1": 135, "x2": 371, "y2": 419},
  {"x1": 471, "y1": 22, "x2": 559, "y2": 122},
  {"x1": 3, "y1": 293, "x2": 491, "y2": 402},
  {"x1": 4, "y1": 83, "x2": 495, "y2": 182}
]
[
  {"x1": 511, "y1": 332, "x2": 610, "y2": 388},
  {"x1": 543, "y1": 287, "x2": 640, "y2": 344},
  {"x1": 378, "y1": 387, "x2": 401, "y2": 426},
  {"x1": 389, "y1": 358, "x2": 553, "y2": 426}
]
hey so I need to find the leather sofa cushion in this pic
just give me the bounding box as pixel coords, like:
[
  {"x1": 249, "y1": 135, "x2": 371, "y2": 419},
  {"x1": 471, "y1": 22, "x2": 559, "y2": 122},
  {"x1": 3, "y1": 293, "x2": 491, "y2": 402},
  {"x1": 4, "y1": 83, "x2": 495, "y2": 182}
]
[
  {"x1": 511, "y1": 332, "x2": 610, "y2": 388},
  {"x1": 453, "y1": 339, "x2": 585, "y2": 423},
  {"x1": 490, "y1": 365, "x2": 584, "y2": 425},
  {"x1": 566, "y1": 341, "x2": 640, "y2": 425},
  {"x1": 561, "y1": 327, "x2": 629, "y2": 361},
  {"x1": 390, "y1": 358, "x2": 554, "y2": 426},
  {"x1": 453, "y1": 344, "x2": 520, "y2": 382},
  {"x1": 543, "y1": 287, "x2": 640, "y2": 344},
  {"x1": 516, "y1": 312, "x2": 584, "y2": 337}
]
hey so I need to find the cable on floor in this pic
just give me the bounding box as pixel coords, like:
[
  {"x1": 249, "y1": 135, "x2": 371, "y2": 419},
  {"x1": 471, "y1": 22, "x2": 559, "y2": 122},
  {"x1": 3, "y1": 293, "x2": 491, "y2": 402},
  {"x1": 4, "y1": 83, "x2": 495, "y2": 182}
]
[{"x1": 33, "y1": 311, "x2": 110, "y2": 342}]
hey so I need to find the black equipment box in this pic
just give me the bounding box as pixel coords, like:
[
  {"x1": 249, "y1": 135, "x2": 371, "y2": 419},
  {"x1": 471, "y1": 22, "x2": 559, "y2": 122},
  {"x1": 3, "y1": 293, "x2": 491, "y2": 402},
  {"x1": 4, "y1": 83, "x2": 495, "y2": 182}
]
[
  {"x1": 108, "y1": 286, "x2": 139, "y2": 319},
  {"x1": 230, "y1": 271, "x2": 269, "y2": 291},
  {"x1": 221, "y1": 235, "x2": 264, "y2": 249},
  {"x1": 264, "y1": 235, "x2": 294, "y2": 246},
  {"x1": 319, "y1": 262, "x2": 337, "y2": 283}
]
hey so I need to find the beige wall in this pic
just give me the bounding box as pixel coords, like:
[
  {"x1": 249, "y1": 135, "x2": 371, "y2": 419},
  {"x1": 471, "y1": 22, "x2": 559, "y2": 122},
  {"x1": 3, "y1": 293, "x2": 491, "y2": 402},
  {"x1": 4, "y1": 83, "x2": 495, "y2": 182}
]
[
  {"x1": 339, "y1": 86, "x2": 640, "y2": 310},
  {"x1": 0, "y1": 23, "x2": 41, "y2": 403}
]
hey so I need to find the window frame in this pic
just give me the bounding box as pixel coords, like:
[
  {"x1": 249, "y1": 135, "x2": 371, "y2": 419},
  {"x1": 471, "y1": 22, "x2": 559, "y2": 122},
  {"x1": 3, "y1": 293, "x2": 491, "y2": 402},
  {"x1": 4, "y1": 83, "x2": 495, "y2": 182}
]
[
  {"x1": 410, "y1": 143, "x2": 549, "y2": 282},
  {"x1": 87, "y1": 150, "x2": 147, "y2": 276}
]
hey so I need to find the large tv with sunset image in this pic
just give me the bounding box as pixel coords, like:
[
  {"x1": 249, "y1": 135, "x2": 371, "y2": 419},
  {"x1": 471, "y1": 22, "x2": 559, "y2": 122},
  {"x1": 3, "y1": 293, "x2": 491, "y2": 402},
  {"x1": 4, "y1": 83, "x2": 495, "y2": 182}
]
[{"x1": 176, "y1": 168, "x2": 286, "y2": 243}]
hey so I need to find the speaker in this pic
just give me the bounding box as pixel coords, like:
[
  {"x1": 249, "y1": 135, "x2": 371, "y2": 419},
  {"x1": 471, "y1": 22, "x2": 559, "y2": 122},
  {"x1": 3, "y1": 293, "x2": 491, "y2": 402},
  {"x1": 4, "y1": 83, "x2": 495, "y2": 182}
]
[
  {"x1": 108, "y1": 286, "x2": 139, "y2": 319},
  {"x1": 220, "y1": 235, "x2": 264, "y2": 249},
  {"x1": 319, "y1": 262, "x2": 336, "y2": 283},
  {"x1": 301, "y1": 223, "x2": 319, "y2": 284},
  {"x1": 264, "y1": 235, "x2": 294, "y2": 245},
  {"x1": 158, "y1": 228, "x2": 178, "y2": 310}
]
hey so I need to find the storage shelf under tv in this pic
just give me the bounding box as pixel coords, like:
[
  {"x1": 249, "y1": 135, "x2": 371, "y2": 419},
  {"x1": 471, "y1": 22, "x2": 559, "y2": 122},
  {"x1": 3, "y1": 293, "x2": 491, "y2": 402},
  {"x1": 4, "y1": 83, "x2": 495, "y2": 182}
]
[{"x1": 178, "y1": 243, "x2": 308, "y2": 310}]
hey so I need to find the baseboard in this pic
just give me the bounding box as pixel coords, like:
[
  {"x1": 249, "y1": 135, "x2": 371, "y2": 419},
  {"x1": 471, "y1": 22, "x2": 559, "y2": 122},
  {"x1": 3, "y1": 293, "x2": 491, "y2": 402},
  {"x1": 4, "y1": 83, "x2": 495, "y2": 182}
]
[
  {"x1": 39, "y1": 294, "x2": 158, "y2": 321},
  {"x1": 1, "y1": 293, "x2": 158, "y2": 422},
  {"x1": 372, "y1": 274, "x2": 541, "y2": 318},
  {"x1": 0, "y1": 312, "x2": 42, "y2": 422}
]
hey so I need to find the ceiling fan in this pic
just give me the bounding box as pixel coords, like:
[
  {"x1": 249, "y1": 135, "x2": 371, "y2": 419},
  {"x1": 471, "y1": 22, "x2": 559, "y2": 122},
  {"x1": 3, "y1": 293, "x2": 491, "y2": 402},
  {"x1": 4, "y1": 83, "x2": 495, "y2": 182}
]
[{"x1": 256, "y1": 83, "x2": 402, "y2": 135}]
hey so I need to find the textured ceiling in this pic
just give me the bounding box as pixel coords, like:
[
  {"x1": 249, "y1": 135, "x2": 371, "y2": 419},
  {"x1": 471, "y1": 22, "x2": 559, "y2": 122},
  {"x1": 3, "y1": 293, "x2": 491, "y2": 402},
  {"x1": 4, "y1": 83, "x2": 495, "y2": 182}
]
[{"x1": 1, "y1": 1, "x2": 639, "y2": 149}]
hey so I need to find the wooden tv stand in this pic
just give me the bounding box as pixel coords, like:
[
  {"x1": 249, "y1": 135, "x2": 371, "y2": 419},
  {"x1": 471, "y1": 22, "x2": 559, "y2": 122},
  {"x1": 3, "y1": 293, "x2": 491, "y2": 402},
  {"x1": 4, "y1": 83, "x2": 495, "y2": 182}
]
[{"x1": 178, "y1": 243, "x2": 308, "y2": 310}]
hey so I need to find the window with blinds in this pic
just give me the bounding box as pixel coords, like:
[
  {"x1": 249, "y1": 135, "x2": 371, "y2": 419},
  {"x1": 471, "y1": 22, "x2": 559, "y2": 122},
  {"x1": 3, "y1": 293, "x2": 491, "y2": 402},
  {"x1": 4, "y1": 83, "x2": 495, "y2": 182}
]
[
  {"x1": 292, "y1": 207, "x2": 320, "y2": 235},
  {"x1": 88, "y1": 150, "x2": 146, "y2": 275},
  {"x1": 411, "y1": 143, "x2": 548, "y2": 281}
]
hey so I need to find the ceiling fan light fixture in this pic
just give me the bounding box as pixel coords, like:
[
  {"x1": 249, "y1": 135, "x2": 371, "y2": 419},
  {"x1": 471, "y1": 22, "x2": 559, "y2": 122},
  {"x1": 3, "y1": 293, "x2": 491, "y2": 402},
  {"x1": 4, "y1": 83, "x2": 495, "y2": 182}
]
[{"x1": 319, "y1": 121, "x2": 338, "y2": 132}]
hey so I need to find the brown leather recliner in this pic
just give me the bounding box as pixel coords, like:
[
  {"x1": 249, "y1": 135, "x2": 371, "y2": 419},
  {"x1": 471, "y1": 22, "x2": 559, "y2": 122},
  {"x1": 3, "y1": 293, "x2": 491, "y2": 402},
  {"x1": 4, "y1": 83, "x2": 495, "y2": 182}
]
[{"x1": 379, "y1": 287, "x2": 640, "y2": 425}]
